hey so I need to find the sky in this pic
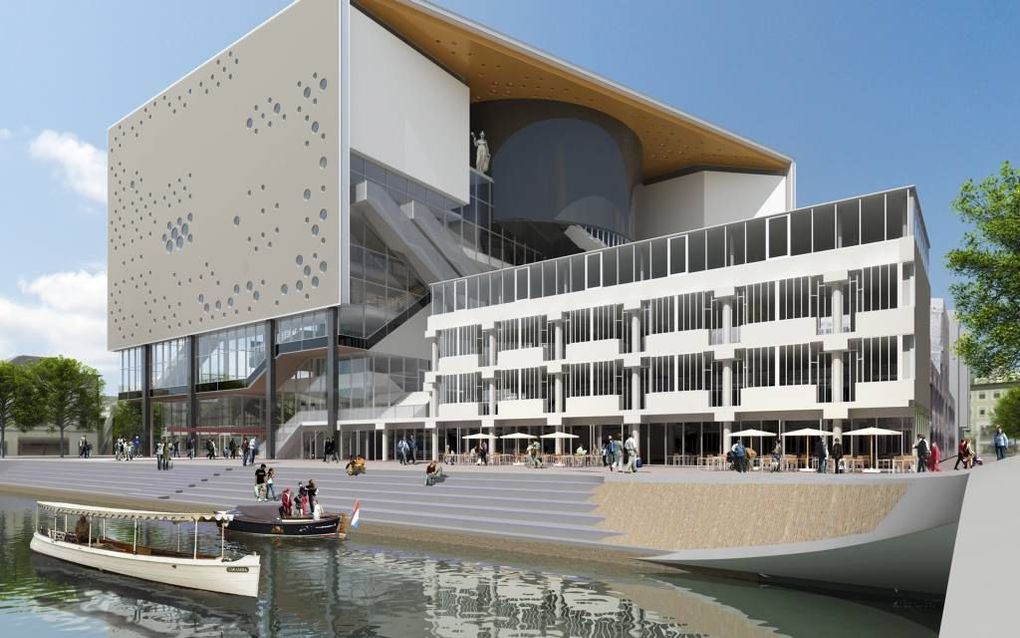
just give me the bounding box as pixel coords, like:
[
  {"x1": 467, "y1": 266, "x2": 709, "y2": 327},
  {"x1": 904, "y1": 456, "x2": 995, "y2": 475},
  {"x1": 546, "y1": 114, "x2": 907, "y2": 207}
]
[{"x1": 0, "y1": 0, "x2": 1017, "y2": 391}]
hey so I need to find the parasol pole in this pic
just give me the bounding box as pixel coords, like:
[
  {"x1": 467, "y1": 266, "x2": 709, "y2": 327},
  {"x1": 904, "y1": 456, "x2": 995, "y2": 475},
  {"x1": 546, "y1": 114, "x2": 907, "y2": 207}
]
[
  {"x1": 221, "y1": 519, "x2": 225, "y2": 559},
  {"x1": 193, "y1": 520, "x2": 199, "y2": 559}
]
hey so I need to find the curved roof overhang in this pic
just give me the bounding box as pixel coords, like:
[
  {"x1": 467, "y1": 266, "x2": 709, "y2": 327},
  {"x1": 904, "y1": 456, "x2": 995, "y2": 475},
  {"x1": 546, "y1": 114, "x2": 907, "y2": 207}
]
[{"x1": 354, "y1": 0, "x2": 793, "y2": 182}]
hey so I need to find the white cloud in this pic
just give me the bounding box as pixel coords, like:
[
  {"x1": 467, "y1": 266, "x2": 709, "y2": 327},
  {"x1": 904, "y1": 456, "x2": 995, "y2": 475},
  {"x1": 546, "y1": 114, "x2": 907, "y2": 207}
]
[
  {"x1": 0, "y1": 128, "x2": 11, "y2": 140},
  {"x1": 29, "y1": 129, "x2": 107, "y2": 205},
  {"x1": 0, "y1": 269, "x2": 117, "y2": 392}
]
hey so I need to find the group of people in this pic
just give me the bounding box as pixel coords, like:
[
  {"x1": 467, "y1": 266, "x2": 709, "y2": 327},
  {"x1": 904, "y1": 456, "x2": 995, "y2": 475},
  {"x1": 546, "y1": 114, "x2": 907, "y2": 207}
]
[
  {"x1": 727, "y1": 441, "x2": 760, "y2": 472},
  {"x1": 155, "y1": 439, "x2": 174, "y2": 470},
  {"x1": 277, "y1": 478, "x2": 321, "y2": 519},
  {"x1": 322, "y1": 437, "x2": 341, "y2": 463},
  {"x1": 396, "y1": 435, "x2": 419, "y2": 465},
  {"x1": 113, "y1": 436, "x2": 140, "y2": 461},
  {"x1": 252, "y1": 463, "x2": 278, "y2": 501},
  {"x1": 77, "y1": 436, "x2": 93, "y2": 458},
  {"x1": 469, "y1": 441, "x2": 490, "y2": 465},
  {"x1": 602, "y1": 433, "x2": 640, "y2": 473}
]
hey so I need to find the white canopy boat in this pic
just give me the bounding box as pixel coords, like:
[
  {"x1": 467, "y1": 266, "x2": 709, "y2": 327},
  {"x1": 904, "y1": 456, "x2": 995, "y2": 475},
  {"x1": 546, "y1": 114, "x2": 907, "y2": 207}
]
[{"x1": 30, "y1": 501, "x2": 260, "y2": 597}]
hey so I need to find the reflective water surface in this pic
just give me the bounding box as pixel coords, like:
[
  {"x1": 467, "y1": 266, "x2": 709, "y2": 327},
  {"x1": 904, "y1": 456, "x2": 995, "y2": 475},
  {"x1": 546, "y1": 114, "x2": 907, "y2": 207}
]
[{"x1": 0, "y1": 495, "x2": 940, "y2": 637}]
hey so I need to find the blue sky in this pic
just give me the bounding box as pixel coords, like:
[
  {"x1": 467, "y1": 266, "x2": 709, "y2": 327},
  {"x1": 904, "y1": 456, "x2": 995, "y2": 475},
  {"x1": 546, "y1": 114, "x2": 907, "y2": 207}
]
[{"x1": 0, "y1": 0, "x2": 1017, "y2": 389}]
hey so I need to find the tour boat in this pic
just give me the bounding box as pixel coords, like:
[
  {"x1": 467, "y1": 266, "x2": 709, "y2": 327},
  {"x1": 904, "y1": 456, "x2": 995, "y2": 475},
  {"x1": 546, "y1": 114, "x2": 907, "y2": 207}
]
[
  {"x1": 222, "y1": 504, "x2": 348, "y2": 539},
  {"x1": 30, "y1": 501, "x2": 261, "y2": 597}
]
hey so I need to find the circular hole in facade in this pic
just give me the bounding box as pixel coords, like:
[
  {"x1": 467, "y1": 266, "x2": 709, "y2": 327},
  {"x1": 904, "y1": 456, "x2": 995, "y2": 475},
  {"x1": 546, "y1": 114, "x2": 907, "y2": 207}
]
[
  {"x1": 215, "y1": 300, "x2": 222, "y2": 310},
  {"x1": 176, "y1": 236, "x2": 184, "y2": 248},
  {"x1": 319, "y1": 261, "x2": 327, "y2": 272},
  {"x1": 198, "y1": 294, "x2": 205, "y2": 303},
  {"x1": 162, "y1": 233, "x2": 168, "y2": 242},
  {"x1": 311, "y1": 121, "x2": 319, "y2": 133},
  {"x1": 296, "y1": 255, "x2": 304, "y2": 266},
  {"x1": 303, "y1": 86, "x2": 311, "y2": 98},
  {"x1": 311, "y1": 225, "x2": 319, "y2": 236},
  {"x1": 280, "y1": 284, "x2": 288, "y2": 295},
  {"x1": 227, "y1": 298, "x2": 234, "y2": 307},
  {"x1": 311, "y1": 276, "x2": 319, "y2": 287},
  {"x1": 246, "y1": 118, "x2": 253, "y2": 128},
  {"x1": 246, "y1": 281, "x2": 253, "y2": 291},
  {"x1": 273, "y1": 103, "x2": 281, "y2": 114},
  {"x1": 187, "y1": 234, "x2": 193, "y2": 242},
  {"x1": 319, "y1": 209, "x2": 327, "y2": 220},
  {"x1": 302, "y1": 188, "x2": 311, "y2": 200},
  {"x1": 233, "y1": 215, "x2": 241, "y2": 225},
  {"x1": 253, "y1": 291, "x2": 260, "y2": 301},
  {"x1": 203, "y1": 303, "x2": 210, "y2": 312},
  {"x1": 187, "y1": 213, "x2": 193, "y2": 221},
  {"x1": 319, "y1": 156, "x2": 327, "y2": 169},
  {"x1": 319, "y1": 78, "x2": 327, "y2": 90},
  {"x1": 303, "y1": 265, "x2": 311, "y2": 276},
  {"x1": 181, "y1": 223, "x2": 189, "y2": 235},
  {"x1": 295, "y1": 280, "x2": 304, "y2": 291},
  {"x1": 176, "y1": 217, "x2": 183, "y2": 225},
  {"x1": 165, "y1": 241, "x2": 173, "y2": 253},
  {"x1": 233, "y1": 284, "x2": 240, "y2": 294},
  {"x1": 171, "y1": 227, "x2": 179, "y2": 239}
]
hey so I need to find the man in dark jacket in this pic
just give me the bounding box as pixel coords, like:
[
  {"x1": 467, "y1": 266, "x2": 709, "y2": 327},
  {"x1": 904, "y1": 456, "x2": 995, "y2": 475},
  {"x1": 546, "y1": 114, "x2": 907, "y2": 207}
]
[{"x1": 832, "y1": 438, "x2": 844, "y2": 474}]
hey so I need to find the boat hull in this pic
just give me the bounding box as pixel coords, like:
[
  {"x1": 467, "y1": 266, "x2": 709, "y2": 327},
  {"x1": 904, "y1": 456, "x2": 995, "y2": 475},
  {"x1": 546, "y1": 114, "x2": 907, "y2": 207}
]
[
  {"x1": 226, "y1": 516, "x2": 341, "y2": 537},
  {"x1": 30, "y1": 532, "x2": 260, "y2": 597}
]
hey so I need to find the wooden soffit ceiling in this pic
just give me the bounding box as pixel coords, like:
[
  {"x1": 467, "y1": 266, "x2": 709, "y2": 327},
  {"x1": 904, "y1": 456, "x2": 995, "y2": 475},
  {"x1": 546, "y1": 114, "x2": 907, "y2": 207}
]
[{"x1": 354, "y1": 0, "x2": 792, "y2": 182}]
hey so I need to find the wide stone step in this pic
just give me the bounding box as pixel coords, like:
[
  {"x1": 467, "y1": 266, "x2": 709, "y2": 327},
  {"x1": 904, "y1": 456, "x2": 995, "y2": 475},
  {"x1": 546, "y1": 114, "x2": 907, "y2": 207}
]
[{"x1": 357, "y1": 507, "x2": 618, "y2": 543}]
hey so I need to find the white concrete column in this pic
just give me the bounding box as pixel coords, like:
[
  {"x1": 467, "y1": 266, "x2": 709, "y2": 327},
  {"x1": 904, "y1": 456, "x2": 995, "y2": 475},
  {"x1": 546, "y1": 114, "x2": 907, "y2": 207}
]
[
  {"x1": 488, "y1": 430, "x2": 497, "y2": 459},
  {"x1": 430, "y1": 338, "x2": 439, "y2": 370},
  {"x1": 554, "y1": 321, "x2": 564, "y2": 359},
  {"x1": 431, "y1": 428, "x2": 439, "y2": 461},
  {"x1": 630, "y1": 311, "x2": 642, "y2": 353},
  {"x1": 832, "y1": 285, "x2": 843, "y2": 334},
  {"x1": 832, "y1": 351, "x2": 844, "y2": 402},
  {"x1": 722, "y1": 361, "x2": 733, "y2": 407},
  {"x1": 721, "y1": 298, "x2": 732, "y2": 343},
  {"x1": 723, "y1": 422, "x2": 732, "y2": 455},
  {"x1": 832, "y1": 418, "x2": 843, "y2": 439},
  {"x1": 555, "y1": 430, "x2": 563, "y2": 455},
  {"x1": 488, "y1": 379, "x2": 496, "y2": 416},
  {"x1": 381, "y1": 429, "x2": 389, "y2": 461},
  {"x1": 431, "y1": 385, "x2": 440, "y2": 418},
  {"x1": 554, "y1": 374, "x2": 563, "y2": 412},
  {"x1": 488, "y1": 331, "x2": 497, "y2": 366},
  {"x1": 631, "y1": 367, "x2": 641, "y2": 411}
]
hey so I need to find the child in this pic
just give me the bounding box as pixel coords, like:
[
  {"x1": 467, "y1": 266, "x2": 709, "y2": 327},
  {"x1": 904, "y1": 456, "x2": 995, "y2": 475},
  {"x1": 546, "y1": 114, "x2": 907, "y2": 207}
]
[{"x1": 279, "y1": 488, "x2": 292, "y2": 519}]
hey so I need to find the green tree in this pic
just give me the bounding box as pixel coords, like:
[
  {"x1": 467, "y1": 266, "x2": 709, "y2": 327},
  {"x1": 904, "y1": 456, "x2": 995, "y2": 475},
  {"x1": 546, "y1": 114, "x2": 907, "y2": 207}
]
[
  {"x1": 109, "y1": 400, "x2": 162, "y2": 444},
  {"x1": 32, "y1": 357, "x2": 105, "y2": 458},
  {"x1": 992, "y1": 388, "x2": 1020, "y2": 440},
  {"x1": 947, "y1": 161, "x2": 1020, "y2": 377},
  {"x1": 0, "y1": 361, "x2": 48, "y2": 458}
]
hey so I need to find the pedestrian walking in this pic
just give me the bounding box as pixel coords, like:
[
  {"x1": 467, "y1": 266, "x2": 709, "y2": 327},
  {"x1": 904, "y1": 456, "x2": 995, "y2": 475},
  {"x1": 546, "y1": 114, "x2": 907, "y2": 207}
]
[
  {"x1": 156, "y1": 440, "x2": 165, "y2": 470},
  {"x1": 623, "y1": 432, "x2": 639, "y2": 473},
  {"x1": 265, "y1": 467, "x2": 276, "y2": 500},
  {"x1": 815, "y1": 436, "x2": 828, "y2": 474},
  {"x1": 993, "y1": 427, "x2": 1009, "y2": 461},
  {"x1": 249, "y1": 436, "x2": 259, "y2": 465},
  {"x1": 832, "y1": 438, "x2": 844, "y2": 474},
  {"x1": 913, "y1": 433, "x2": 929, "y2": 472},
  {"x1": 254, "y1": 464, "x2": 267, "y2": 501},
  {"x1": 955, "y1": 439, "x2": 968, "y2": 470}
]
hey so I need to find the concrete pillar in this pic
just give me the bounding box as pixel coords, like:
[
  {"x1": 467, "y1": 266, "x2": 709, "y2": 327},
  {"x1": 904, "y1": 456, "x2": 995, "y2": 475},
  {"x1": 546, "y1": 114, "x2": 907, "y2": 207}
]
[
  {"x1": 488, "y1": 379, "x2": 496, "y2": 416},
  {"x1": 431, "y1": 385, "x2": 439, "y2": 418},
  {"x1": 631, "y1": 367, "x2": 641, "y2": 411},
  {"x1": 431, "y1": 428, "x2": 439, "y2": 461},
  {"x1": 327, "y1": 307, "x2": 338, "y2": 438},
  {"x1": 723, "y1": 422, "x2": 732, "y2": 455},
  {"x1": 488, "y1": 331, "x2": 497, "y2": 366},
  {"x1": 264, "y1": 319, "x2": 276, "y2": 459},
  {"x1": 630, "y1": 311, "x2": 642, "y2": 353},
  {"x1": 141, "y1": 344, "x2": 152, "y2": 457},
  {"x1": 187, "y1": 334, "x2": 197, "y2": 438},
  {"x1": 430, "y1": 338, "x2": 439, "y2": 369},
  {"x1": 832, "y1": 351, "x2": 844, "y2": 402},
  {"x1": 721, "y1": 298, "x2": 732, "y2": 343},
  {"x1": 554, "y1": 374, "x2": 563, "y2": 412},
  {"x1": 832, "y1": 418, "x2": 843, "y2": 439},
  {"x1": 381, "y1": 429, "x2": 389, "y2": 461},
  {"x1": 488, "y1": 430, "x2": 497, "y2": 459},
  {"x1": 832, "y1": 285, "x2": 843, "y2": 334},
  {"x1": 555, "y1": 430, "x2": 563, "y2": 455},
  {"x1": 554, "y1": 321, "x2": 564, "y2": 359},
  {"x1": 722, "y1": 361, "x2": 733, "y2": 407}
]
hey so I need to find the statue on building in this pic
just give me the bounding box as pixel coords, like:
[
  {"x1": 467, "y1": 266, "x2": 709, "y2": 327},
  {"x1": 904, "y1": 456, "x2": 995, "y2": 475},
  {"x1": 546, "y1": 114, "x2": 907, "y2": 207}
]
[{"x1": 471, "y1": 130, "x2": 490, "y2": 174}]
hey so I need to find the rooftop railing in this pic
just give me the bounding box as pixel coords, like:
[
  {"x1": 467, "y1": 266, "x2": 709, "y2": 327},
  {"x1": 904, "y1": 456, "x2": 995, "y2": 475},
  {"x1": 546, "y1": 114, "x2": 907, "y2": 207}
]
[{"x1": 431, "y1": 187, "x2": 919, "y2": 316}]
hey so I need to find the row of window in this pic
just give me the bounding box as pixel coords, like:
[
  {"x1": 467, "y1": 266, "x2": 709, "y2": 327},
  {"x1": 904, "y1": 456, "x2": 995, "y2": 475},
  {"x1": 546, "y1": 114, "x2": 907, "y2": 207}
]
[
  {"x1": 564, "y1": 305, "x2": 625, "y2": 346},
  {"x1": 432, "y1": 190, "x2": 916, "y2": 315},
  {"x1": 438, "y1": 325, "x2": 482, "y2": 358}
]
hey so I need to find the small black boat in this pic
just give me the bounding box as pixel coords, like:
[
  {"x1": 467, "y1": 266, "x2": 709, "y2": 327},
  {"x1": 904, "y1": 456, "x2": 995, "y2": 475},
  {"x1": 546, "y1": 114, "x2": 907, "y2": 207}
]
[{"x1": 223, "y1": 505, "x2": 347, "y2": 539}]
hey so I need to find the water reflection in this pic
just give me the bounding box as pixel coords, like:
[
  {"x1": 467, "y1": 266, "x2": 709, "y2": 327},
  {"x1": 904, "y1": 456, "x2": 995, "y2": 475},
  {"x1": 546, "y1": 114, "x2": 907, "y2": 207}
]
[{"x1": 0, "y1": 495, "x2": 937, "y2": 637}]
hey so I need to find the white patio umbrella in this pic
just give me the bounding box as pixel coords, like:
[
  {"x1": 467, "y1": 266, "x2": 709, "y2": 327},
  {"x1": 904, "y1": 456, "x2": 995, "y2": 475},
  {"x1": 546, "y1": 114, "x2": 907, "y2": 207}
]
[
  {"x1": 781, "y1": 428, "x2": 834, "y2": 467},
  {"x1": 539, "y1": 432, "x2": 579, "y2": 439},
  {"x1": 843, "y1": 427, "x2": 902, "y2": 470},
  {"x1": 461, "y1": 433, "x2": 491, "y2": 440},
  {"x1": 500, "y1": 432, "x2": 537, "y2": 455}
]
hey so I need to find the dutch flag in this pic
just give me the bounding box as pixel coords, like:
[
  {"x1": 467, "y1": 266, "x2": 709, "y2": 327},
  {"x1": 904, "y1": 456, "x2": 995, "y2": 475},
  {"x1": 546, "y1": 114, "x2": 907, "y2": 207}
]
[{"x1": 350, "y1": 499, "x2": 361, "y2": 528}]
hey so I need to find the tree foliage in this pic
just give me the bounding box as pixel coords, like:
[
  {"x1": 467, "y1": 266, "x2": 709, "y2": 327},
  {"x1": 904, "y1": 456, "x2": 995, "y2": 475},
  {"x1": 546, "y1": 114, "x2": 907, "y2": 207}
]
[
  {"x1": 0, "y1": 361, "x2": 38, "y2": 457},
  {"x1": 947, "y1": 161, "x2": 1020, "y2": 377},
  {"x1": 31, "y1": 357, "x2": 105, "y2": 458},
  {"x1": 991, "y1": 387, "x2": 1020, "y2": 440}
]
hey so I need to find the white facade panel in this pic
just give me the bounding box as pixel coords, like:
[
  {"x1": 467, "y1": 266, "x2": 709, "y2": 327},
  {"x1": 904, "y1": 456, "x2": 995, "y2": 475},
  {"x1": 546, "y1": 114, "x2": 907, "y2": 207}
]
[
  {"x1": 565, "y1": 339, "x2": 622, "y2": 362},
  {"x1": 565, "y1": 395, "x2": 621, "y2": 417},
  {"x1": 350, "y1": 7, "x2": 470, "y2": 204},
  {"x1": 437, "y1": 354, "x2": 480, "y2": 375},
  {"x1": 740, "y1": 385, "x2": 817, "y2": 412},
  {"x1": 854, "y1": 380, "x2": 914, "y2": 408},
  {"x1": 497, "y1": 399, "x2": 545, "y2": 418},
  {"x1": 108, "y1": 0, "x2": 341, "y2": 350},
  {"x1": 739, "y1": 318, "x2": 817, "y2": 348},
  {"x1": 497, "y1": 347, "x2": 544, "y2": 369},
  {"x1": 438, "y1": 403, "x2": 481, "y2": 419},
  {"x1": 644, "y1": 391, "x2": 711, "y2": 414},
  {"x1": 644, "y1": 330, "x2": 710, "y2": 354},
  {"x1": 855, "y1": 307, "x2": 914, "y2": 338},
  {"x1": 704, "y1": 171, "x2": 787, "y2": 222}
]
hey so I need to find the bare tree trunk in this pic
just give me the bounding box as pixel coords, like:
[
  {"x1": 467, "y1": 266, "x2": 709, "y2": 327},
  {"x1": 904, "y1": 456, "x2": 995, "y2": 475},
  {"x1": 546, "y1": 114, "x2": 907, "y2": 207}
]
[
  {"x1": 59, "y1": 423, "x2": 65, "y2": 458},
  {"x1": 1, "y1": 414, "x2": 5, "y2": 459}
]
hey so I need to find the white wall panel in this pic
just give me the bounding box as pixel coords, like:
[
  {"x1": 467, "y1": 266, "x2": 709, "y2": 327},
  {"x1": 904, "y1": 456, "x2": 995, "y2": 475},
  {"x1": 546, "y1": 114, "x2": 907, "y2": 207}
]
[
  {"x1": 108, "y1": 0, "x2": 341, "y2": 350},
  {"x1": 350, "y1": 8, "x2": 470, "y2": 204}
]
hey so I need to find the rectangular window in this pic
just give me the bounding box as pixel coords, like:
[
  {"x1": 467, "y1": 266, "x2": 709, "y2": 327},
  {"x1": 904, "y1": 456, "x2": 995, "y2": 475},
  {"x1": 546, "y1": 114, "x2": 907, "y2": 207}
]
[
  {"x1": 516, "y1": 267, "x2": 528, "y2": 300},
  {"x1": 603, "y1": 249, "x2": 618, "y2": 287},
  {"x1": 790, "y1": 209, "x2": 812, "y2": 255},
  {"x1": 837, "y1": 200, "x2": 860, "y2": 247},
  {"x1": 887, "y1": 190, "x2": 907, "y2": 240},
  {"x1": 669, "y1": 236, "x2": 686, "y2": 274},
  {"x1": 707, "y1": 227, "x2": 725, "y2": 269},
  {"x1": 650, "y1": 238, "x2": 668, "y2": 279},
  {"x1": 586, "y1": 253, "x2": 601, "y2": 288},
  {"x1": 618, "y1": 244, "x2": 635, "y2": 284},
  {"x1": 688, "y1": 230, "x2": 706, "y2": 272},
  {"x1": 813, "y1": 205, "x2": 835, "y2": 252},
  {"x1": 768, "y1": 217, "x2": 788, "y2": 257},
  {"x1": 746, "y1": 219, "x2": 766, "y2": 263},
  {"x1": 860, "y1": 194, "x2": 885, "y2": 244},
  {"x1": 727, "y1": 223, "x2": 745, "y2": 266}
]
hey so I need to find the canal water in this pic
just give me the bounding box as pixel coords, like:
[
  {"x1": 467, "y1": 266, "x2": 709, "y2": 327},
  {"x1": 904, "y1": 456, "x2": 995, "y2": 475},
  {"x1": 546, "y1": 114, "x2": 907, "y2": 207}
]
[{"x1": 0, "y1": 494, "x2": 940, "y2": 637}]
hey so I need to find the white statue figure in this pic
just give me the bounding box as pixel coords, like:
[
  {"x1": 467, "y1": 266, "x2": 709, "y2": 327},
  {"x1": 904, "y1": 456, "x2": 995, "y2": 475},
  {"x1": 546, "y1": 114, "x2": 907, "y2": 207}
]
[{"x1": 471, "y1": 130, "x2": 490, "y2": 174}]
